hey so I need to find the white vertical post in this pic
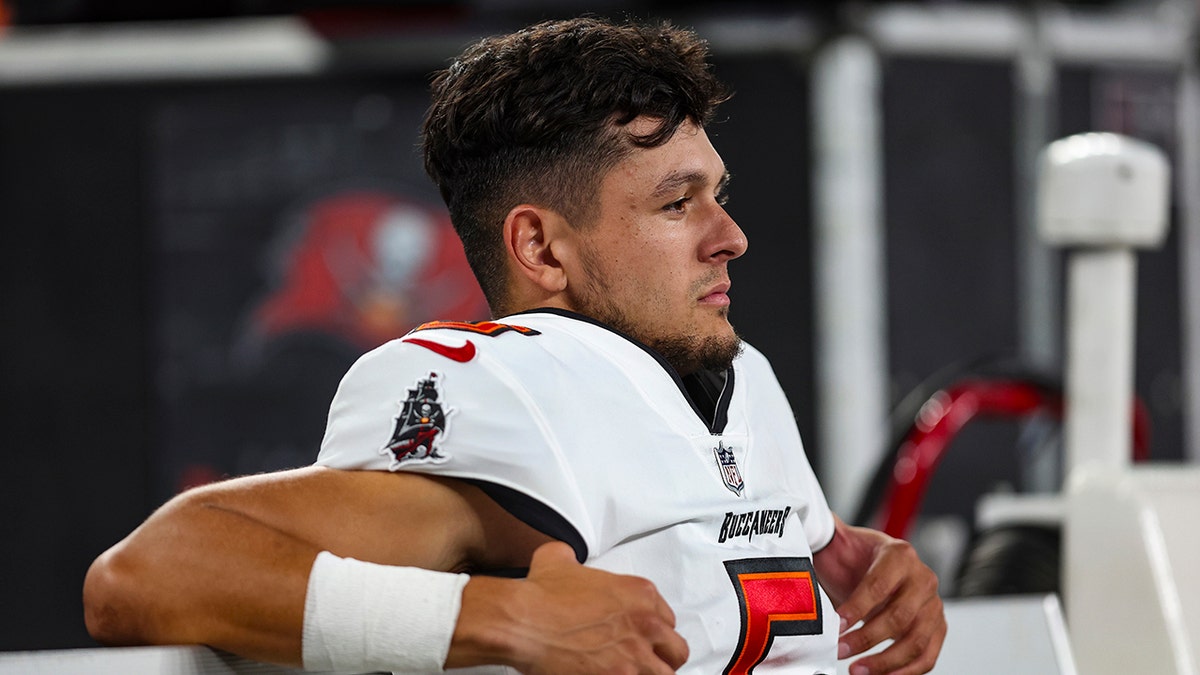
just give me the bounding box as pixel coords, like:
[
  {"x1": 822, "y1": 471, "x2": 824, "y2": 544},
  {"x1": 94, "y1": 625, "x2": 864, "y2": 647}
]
[
  {"x1": 1063, "y1": 249, "x2": 1137, "y2": 469},
  {"x1": 811, "y1": 37, "x2": 888, "y2": 514},
  {"x1": 1039, "y1": 132, "x2": 1171, "y2": 672},
  {"x1": 1037, "y1": 132, "x2": 1170, "y2": 473}
]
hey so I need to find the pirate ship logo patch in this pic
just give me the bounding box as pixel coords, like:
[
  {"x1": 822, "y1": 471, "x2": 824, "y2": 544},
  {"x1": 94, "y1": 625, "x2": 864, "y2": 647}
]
[
  {"x1": 714, "y1": 441, "x2": 744, "y2": 497},
  {"x1": 381, "y1": 371, "x2": 455, "y2": 470}
]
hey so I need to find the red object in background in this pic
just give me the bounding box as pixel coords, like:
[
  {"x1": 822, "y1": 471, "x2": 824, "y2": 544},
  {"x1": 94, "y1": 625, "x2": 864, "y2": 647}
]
[
  {"x1": 251, "y1": 191, "x2": 488, "y2": 353},
  {"x1": 177, "y1": 463, "x2": 224, "y2": 492},
  {"x1": 0, "y1": 0, "x2": 11, "y2": 27},
  {"x1": 876, "y1": 379, "x2": 1152, "y2": 540}
]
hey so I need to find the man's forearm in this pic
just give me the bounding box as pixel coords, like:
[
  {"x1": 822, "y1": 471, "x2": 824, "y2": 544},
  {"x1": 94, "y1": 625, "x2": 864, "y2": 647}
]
[{"x1": 84, "y1": 493, "x2": 314, "y2": 666}]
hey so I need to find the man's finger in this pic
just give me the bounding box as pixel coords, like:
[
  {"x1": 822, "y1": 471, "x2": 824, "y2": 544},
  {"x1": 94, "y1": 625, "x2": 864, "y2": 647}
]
[
  {"x1": 835, "y1": 546, "x2": 909, "y2": 632},
  {"x1": 847, "y1": 595, "x2": 946, "y2": 675},
  {"x1": 652, "y1": 590, "x2": 677, "y2": 628},
  {"x1": 838, "y1": 573, "x2": 926, "y2": 658},
  {"x1": 530, "y1": 540, "x2": 578, "y2": 568},
  {"x1": 638, "y1": 612, "x2": 689, "y2": 670}
]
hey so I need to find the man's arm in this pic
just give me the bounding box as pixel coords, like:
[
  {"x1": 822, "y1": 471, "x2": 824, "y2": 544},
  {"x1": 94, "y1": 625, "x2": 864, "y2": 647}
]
[
  {"x1": 83, "y1": 466, "x2": 688, "y2": 673},
  {"x1": 813, "y1": 515, "x2": 946, "y2": 675}
]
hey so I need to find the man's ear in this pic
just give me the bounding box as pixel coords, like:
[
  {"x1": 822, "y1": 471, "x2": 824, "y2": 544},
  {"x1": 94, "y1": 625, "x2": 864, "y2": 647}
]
[{"x1": 503, "y1": 205, "x2": 570, "y2": 293}]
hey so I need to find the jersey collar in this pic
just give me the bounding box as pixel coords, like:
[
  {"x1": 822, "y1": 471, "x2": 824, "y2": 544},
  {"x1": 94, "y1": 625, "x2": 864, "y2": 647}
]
[{"x1": 510, "y1": 307, "x2": 734, "y2": 434}]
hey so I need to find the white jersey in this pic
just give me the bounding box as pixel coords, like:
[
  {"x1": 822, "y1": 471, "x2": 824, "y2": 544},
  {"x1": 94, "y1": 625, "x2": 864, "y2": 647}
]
[{"x1": 316, "y1": 309, "x2": 838, "y2": 674}]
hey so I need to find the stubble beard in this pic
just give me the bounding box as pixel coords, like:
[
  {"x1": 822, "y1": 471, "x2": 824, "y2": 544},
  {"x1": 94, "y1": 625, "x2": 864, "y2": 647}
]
[
  {"x1": 650, "y1": 311, "x2": 744, "y2": 376},
  {"x1": 570, "y1": 248, "x2": 743, "y2": 375}
]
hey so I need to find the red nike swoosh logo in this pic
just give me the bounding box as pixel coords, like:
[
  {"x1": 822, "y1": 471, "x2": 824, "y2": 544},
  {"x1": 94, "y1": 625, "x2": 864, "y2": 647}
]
[{"x1": 401, "y1": 337, "x2": 477, "y2": 363}]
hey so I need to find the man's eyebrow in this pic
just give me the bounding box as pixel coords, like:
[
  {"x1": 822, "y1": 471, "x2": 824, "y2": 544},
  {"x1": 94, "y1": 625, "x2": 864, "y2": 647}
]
[{"x1": 651, "y1": 169, "x2": 731, "y2": 199}]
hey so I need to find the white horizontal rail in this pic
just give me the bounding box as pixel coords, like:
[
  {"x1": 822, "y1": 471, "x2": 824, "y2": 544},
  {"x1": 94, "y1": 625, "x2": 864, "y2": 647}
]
[
  {"x1": 0, "y1": 17, "x2": 331, "y2": 84},
  {"x1": 0, "y1": 645, "x2": 327, "y2": 674},
  {"x1": 864, "y1": 2, "x2": 1189, "y2": 65}
]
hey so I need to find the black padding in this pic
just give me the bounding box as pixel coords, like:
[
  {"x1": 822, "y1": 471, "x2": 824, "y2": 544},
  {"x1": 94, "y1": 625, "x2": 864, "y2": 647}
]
[{"x1": 954, "y1": 525, "x2": 1061, "y2": 598}]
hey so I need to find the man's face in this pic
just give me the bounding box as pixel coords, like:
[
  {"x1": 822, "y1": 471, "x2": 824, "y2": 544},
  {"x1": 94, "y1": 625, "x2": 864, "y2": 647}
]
[{"x1": 565, "y1": 118, "x2": 748, "y2": 375}]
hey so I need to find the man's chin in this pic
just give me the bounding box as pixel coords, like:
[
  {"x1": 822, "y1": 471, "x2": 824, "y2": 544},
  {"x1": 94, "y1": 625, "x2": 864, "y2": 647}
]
[
  {"x1": 700, "y1": 334, "x2": 744, "y2": 372},
  {"x1": 652, "y1": 331, "x2": 743, "y2": 375}
]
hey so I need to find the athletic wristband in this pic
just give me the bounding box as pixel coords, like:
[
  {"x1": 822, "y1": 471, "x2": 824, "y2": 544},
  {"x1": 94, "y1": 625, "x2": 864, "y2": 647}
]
[{"x1": 301, "y1": 551, "x2": 470, "y2": 673}]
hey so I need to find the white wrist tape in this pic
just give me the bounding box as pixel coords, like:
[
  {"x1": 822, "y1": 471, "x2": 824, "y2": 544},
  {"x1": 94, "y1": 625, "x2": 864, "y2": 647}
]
[{"x1": 302, "y1": 551, "x2": 469, "y2": 673}]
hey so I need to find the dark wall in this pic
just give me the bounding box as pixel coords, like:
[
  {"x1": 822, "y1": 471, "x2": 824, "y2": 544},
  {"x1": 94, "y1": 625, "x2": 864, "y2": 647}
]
[
  {"x1": 884, "y1": 58, "x2": 1019, "y2": 386},
  {"x1": 882, "y1": 57, "x2": 1023, "y2": 518},
  {"x1": 0, "y1": 85, "x2": 152, "y2": 649}
]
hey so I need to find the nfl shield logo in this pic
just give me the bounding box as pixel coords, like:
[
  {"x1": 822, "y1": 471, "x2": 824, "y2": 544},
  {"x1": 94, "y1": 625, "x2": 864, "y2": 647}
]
[{"x1": 713, "y1": 441, "x2": 744, "y2": 497}]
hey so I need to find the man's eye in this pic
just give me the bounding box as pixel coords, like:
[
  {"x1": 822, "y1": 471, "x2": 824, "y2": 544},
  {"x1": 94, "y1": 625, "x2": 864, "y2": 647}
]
[{"x1": 665, "y1": 197, "x2": 691, "y2": 213}]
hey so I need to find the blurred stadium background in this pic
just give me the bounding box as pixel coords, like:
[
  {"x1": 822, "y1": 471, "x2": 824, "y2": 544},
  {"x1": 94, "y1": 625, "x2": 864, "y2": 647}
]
[{"x1": 0, "y1": 0, "x2": 1195, "y2": 656}]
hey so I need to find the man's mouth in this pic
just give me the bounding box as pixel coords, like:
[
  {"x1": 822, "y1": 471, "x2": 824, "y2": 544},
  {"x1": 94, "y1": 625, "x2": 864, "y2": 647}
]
[{"x1": 698, "y1": 281, "x2": 731, "y2": 306}]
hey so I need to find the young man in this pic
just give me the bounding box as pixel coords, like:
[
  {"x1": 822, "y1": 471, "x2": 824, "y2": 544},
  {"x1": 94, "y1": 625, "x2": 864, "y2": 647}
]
[{"x1": 84, "y1": 17, "x2": 945, "y2": 675}]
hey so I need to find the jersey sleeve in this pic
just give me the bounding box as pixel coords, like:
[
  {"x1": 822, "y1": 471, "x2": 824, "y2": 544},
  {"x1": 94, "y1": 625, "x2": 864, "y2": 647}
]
[{"x1": 315, "y1": 335, "x2": 594, "y2": 559}]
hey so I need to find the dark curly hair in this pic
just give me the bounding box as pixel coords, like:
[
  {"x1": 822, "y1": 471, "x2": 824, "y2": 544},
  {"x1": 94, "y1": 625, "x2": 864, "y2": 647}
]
[{"x1": 421, "y1": 17, "x2": 731, "y2": 315}]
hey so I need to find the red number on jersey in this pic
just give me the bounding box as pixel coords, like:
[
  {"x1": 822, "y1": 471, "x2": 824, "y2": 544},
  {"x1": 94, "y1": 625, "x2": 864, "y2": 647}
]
[{"x1": 723, "y1": 557, "x2": 824, "y2": 675}]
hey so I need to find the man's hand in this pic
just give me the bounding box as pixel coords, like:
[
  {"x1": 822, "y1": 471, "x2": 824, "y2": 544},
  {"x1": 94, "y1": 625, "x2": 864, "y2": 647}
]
[
  {"x1": 814, "y1": 516, "x2": 946, "y2": 675},
  {"x1": 450, "y1": 542, "x2": 689, "y2": 674}
]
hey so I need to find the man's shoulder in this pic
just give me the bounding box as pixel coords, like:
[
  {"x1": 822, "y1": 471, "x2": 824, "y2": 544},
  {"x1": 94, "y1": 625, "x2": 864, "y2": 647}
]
[
  {"x1": 730, "y1": 341, "x2": 790, "y2": 396},
  {"x1": 337, "y1": 313, "x2": 598, "y2": 399},
  {"x1": 733, "y1": 340, "x2": 772, "y2": 372},
  {"x1": 354, "y1": 317, "x2": 553, "y2": 365},
  {"x1": 394, "y1": 311, "x2": 630, "y2": 361},
  {"x1": 408, "y1": 318, "x2": 546, "y2": 340}
]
